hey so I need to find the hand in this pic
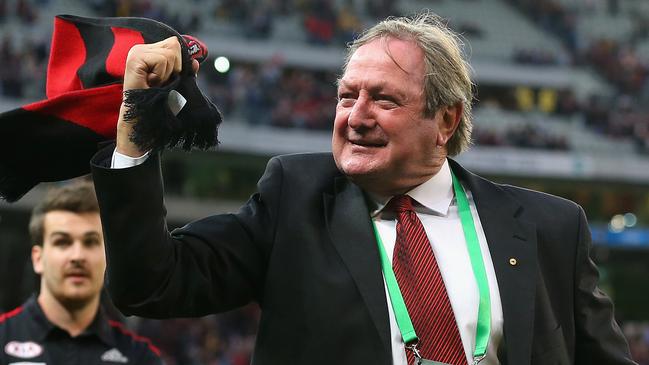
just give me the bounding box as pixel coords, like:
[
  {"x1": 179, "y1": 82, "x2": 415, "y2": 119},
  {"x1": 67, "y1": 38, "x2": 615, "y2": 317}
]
[{"x1": 117, "y1": 37, "x2": 200, "y2": 157}]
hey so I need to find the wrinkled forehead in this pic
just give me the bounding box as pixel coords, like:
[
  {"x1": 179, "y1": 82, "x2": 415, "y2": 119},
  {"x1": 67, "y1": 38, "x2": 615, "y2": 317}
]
[
  {"x1": 339, "y1": 37, "x2": 427, "y2": 94},
  {"x1": 344, "y1": 36, "x2": 426, "y2": 79}
]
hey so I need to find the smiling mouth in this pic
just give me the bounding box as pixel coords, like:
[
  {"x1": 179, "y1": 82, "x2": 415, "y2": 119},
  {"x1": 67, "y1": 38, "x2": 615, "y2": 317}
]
[{"x1": 349, "y1": 140, "x2": 387, "y2": 148}]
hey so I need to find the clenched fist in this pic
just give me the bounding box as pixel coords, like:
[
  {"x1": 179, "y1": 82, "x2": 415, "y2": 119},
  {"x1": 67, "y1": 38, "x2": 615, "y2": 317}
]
[{"x1": 117, "y1": 36, "x2": 200, "y2": 157}]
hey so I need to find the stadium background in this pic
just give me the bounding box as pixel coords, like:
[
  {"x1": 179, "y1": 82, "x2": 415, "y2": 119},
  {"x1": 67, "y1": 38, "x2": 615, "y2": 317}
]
[{"x1": 1, "y1": 0, "x2": 649, "y2": 363}]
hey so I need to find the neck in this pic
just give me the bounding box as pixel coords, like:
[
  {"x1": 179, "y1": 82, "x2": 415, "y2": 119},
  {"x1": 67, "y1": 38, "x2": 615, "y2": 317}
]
[{"x1": 37, "y1": 291, "x2": 99, "y2": 337}]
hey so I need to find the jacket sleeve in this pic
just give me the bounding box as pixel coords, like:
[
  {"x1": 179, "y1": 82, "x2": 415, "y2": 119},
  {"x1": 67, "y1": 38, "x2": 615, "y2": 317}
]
[
  {"x1": 91, "y1": 145, "x2": 282, "y2": 318},
  {"x1": 573, "y1": 206, "x2": 637, "y2": 365}
]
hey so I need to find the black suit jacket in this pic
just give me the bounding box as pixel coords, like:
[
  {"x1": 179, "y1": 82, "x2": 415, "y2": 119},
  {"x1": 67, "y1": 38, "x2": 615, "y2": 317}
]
[{"x1": 91, "y1": 148, "x2": 635, "y2": 365}]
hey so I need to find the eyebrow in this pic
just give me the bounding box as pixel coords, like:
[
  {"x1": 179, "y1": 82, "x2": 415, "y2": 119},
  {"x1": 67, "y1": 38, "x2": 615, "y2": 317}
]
[
  {"x1": 338, "y1": 79, "x2": 390, "y2": 92},
  {"x1": 338, "y1": 79, "x2": 409, "y2": 100},
  {"x1": 49, "y1": 231, "x2": 101, "y2": 238}
]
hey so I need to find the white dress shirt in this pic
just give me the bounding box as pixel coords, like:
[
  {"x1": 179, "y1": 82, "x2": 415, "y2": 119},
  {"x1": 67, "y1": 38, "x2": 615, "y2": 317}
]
[
  {"x1": 112, "y1": 153, "x2": 503, "y2": 364},
  {"x1": 370, "y1": 160, "x2": 503, "y2": 365}
]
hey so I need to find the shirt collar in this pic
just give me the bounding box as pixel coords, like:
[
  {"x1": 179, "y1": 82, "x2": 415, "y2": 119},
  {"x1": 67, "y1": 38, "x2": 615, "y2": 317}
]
[
  {"x1": 87, "y1": 306, "x2": 117, "y2": 347},
  {"x1": 23, "y1": 295, "x2": 55, "y2": 342},
  {"x1": 369, "y1": 159, "x2": 454, "y2": 217},
  {"x1": 24, "y1": 295, "x2": 115, "y2": 347}
]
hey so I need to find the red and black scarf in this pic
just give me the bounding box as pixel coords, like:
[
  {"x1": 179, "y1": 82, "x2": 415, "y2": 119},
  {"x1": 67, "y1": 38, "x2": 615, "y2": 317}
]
[{"x1": 0, "y1": 15, "x2": 220, "y2": 202}]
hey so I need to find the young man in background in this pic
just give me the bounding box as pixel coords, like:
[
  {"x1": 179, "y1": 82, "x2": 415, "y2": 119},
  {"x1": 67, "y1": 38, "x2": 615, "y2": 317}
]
[{"x1": 0, "y1": 181, "x2": 162, "y2": 365}]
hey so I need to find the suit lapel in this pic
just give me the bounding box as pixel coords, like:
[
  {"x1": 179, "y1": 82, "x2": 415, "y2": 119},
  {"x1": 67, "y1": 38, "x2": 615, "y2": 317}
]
[
  {"x1": 450, "y1": 160, "x2": 537, "y2": 365},
  {"x1": 323, "y1": 176, "x2": 392, "y2": 360}
]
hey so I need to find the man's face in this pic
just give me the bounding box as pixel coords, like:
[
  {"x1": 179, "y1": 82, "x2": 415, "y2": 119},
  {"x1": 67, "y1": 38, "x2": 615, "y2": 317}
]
[
  {"x1": 32, "y1": 211, "x2": 106, "y2": 309},
  {"x1": 332, "y1": 37, "x2": 459, "y2": 196}
]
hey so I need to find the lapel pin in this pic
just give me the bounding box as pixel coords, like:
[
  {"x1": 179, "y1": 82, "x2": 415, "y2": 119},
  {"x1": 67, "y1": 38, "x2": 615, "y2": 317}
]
[{"x1": 509, "y1": 258, "x2": 518, "y2": 266}]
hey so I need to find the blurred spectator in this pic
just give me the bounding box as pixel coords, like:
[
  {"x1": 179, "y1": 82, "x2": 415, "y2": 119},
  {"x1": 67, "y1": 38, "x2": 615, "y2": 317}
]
[
  {"x1": 474, "y1": 124, "x2": 570, "y2": 150},
  {"x1": 336, "y1": 4, "x2": 362, "y2": 43},
  {"x1": 607, "y1": 0, "x2": 619, "y2": 16},
  {"x1": 555, "y1": 90, "x2": 580, "y2": 116},
  {"x1": 246, "y1": 3, "x2": 273, "y2": 39},
  {"x1": 630, "y1": 11, "x2": 649, "y2": 44},
  {"x1": 0, "y1": 36, "x2": 24, "y2": 98},
  {"x1": 513, "y1": 48, "x2": 560, "y2": 65},
  {"x1": 507, "y1": 124, "x2": 569, "y2": 149},
  {"x1": 507, "y1": 0, "x2": 649, "y2": 155},
  {"x1": 507, "y1": 0, "x2": 578, "y2": 56},
  {"x1": 200, "y1": 57, "x2": 337, "y2": 130},
  {"x1": 16, "y1": 0, "x2": 37, "y2": 24},
  {"x1": 132, "y1": 305, "x2": 260, "y2": 365},
  {"x1": 0, "y1": 0, "x2": 6, "y2": 24},
  {"x1": 89, "y1": 0, "x2": 118, "y2": 16},
  {"x1": 586, "y1": 39, "x2": 648, "y2": 94},
  {"x1": 0, "y1": 33, "x2": 48, "y2": 99},
  {"x1": 115, "y1": 0, "x2": 132, "y2": 17},
  {"x1": 215, "y1": 0, "x2": 249, "y2": 23},
  {"x1": 583, "y1": 94, "x2": 611, "y2": 134},
  {"x1": 303, "y1": 0, "x2": 336, "y2": 45},
  {"x1": 365, "y1": 0, "x2": 397, "y2": 20}
]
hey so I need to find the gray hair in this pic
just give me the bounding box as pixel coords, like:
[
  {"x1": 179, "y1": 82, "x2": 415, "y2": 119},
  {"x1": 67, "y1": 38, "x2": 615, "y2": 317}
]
[{"x1": 343, "y1": 11, "x2": 474, "y2": 156}]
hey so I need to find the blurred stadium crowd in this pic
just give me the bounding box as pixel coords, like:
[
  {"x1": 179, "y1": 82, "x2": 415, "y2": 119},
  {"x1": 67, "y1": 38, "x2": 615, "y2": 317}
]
[
  {"x1": 5, "y1": 0, "x2": 649, "y2": 153},
  {"x1": 1, "y1": 0, "x2": 649, "y2": 363}
]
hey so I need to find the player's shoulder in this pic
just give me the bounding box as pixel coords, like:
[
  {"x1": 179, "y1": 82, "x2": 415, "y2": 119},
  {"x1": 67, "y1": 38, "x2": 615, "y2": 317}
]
[
  {"x1": 0, "y1": 305, "x2": 28, "y2": 335},
  {"x1": 0, "y1": 305, "x2": 30, "y2": 356},
  {"x1": 107, "y1": 320, "x2": 162, "y2": 364},
  {"x1": 0, "y1": 306, "x2": 26, "y2": 325}
]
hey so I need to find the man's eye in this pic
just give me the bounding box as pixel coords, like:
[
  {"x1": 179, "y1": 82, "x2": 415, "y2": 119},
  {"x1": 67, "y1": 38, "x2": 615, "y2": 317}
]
[
  {"x1": 53, "y1": 238, "x2": 71, "y2": 247},
  {"x1": 84, "y1": 237, "x2": 102, "y2": 247},
  {"x1": 85, "y1": 239, "x2": 98, "y2": 246},
  {"x1": 338, "y1": 97, "x2": 356, "y2": 107},
  {"x1": 376, "y1": 99, "x2": 398, "y2": 108},
  {"x1": 376, "y1": 94, "x2": 397, "y2": 103}
]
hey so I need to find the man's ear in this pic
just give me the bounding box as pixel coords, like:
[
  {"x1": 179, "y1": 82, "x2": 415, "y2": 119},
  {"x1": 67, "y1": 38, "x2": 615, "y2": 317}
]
[
  {"x1": 32, "y1": 245, "x2": 44, "y2": 275},
  {"x1": 436, "y1": 102, "x2": 463, "y2": 147}
]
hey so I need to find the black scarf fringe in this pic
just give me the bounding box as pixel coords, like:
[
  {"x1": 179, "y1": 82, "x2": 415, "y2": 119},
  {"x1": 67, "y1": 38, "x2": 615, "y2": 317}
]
[{"x1": 122, "y1": 80, "x2": 221, "y2": 152}]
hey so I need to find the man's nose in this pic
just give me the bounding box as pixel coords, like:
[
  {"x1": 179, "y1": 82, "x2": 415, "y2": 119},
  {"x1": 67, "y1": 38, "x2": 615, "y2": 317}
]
[
  {"x1": 69, "y1": 241, "x2": 86, "y2": 262},
  {"x1": 347, "y1": 93, "x2": 376, "y2": 130}
]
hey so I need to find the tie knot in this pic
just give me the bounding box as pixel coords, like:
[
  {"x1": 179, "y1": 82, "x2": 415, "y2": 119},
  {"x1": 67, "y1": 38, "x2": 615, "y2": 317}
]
[{"x1": 388, "y1": 195, "x2": 414, "y2": 214}]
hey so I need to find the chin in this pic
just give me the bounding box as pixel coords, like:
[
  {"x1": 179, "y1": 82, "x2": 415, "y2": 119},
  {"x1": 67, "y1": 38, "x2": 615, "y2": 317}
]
[
  {"x1": 341, "y1": 167, "x2": 380, "y2": 184},
  {"x1": 338, "y1": 154, "x2": 383, "y2": 175},
  {"x1": 57, "y1": 290, "x2": 97, "y2": 310},
  {"x1": 341, "y1": 163, "x2": 386, "y2": 188}
]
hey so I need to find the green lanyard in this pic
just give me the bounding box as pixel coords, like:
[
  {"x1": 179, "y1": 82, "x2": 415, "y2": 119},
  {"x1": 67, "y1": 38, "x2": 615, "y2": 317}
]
[{"x1": 373, "y1": 171, "x2": 491, "y2": 364}]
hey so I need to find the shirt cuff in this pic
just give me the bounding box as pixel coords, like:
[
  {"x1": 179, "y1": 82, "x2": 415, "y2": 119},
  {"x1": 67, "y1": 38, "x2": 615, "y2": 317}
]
[{"x1": 111, "y1": 149, "x2": 151, "y2": 169}]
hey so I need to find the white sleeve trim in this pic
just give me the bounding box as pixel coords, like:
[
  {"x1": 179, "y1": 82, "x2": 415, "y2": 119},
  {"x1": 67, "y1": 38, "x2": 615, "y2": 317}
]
[{"x1": 111, "y1": 149, "x2": 151, "y2": 169}]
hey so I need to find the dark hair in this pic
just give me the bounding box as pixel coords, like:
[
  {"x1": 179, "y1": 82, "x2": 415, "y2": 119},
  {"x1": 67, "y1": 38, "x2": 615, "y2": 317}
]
[{"x1": 29, "y1": 180, "x2": 99, "y2": 246}]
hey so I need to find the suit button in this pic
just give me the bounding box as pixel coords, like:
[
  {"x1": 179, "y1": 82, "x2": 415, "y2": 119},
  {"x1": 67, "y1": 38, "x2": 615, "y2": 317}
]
[{"x1": 509, "y1": 258, "x2": 517, "y2": 266}]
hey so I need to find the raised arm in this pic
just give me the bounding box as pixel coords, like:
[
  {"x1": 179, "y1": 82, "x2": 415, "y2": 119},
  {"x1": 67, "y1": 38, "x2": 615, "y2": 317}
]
[
  {"x1": 92, "y1": 38, "x2": 276, "y2": 318},
  {"x1": 116, "y1": 36, "x2": 199, "y2": 158}
]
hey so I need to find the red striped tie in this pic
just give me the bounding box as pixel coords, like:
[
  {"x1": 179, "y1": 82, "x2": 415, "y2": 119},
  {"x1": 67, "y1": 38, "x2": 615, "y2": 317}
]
[{"x1": 390, "y1": 195, "x2": 466, "y2": 365}]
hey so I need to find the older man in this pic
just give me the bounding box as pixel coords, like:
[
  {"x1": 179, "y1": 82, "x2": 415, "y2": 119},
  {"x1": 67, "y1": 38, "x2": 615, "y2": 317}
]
[
  {"x1": 0, "y1": 181, "x2": 162, "y2": 364},
  {"x1": 91, "y1": 12, "x2": 635, "y2": 365}
]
